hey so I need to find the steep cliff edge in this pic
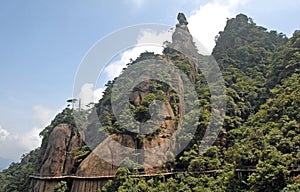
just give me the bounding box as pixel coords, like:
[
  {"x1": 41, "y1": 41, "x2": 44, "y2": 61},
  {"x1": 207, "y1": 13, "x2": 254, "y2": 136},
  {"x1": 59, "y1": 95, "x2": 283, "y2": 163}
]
[
  {"x1": 2, "y1": 12, "x2": 299, "y2": 192},
  {"x1": 30, "y1": 123, "x2": 84, "y2": 191},
  {"x1": 31, "y1": 12, "x2": 202, "y2": 191},
  {"x1": 70, "y1": 12, "x2": 200, "y2": 190}
]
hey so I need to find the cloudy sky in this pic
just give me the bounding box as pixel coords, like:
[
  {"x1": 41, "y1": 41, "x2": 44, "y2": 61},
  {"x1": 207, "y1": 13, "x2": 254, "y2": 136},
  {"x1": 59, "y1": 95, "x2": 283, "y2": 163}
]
[{"x1": 0, "y1": 0, "x2": 299, "y2": 168}]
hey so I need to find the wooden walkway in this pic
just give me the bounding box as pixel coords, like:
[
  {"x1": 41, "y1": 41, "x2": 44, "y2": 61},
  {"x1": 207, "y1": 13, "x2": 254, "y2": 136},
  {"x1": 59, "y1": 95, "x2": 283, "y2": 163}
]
[
  {"x1": 28, "y1": 169, "x2": 249, "y2": 180},
  {"x1": 30, "y1": 172, "x2": 189, "y2": 180},
  {"x1": 29, "y1": 168, "x2": 300, "y2": 180}
]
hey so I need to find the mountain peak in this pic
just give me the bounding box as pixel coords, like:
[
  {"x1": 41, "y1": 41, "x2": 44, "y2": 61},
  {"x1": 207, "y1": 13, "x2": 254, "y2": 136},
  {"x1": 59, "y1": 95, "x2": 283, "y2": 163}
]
[
  {"x1": 171, "y1": 12, "x2": 198, "y2": 61},
  {"x1": 213, "y1": 13, "x2": 287, "y2": 60},
  {"x1": 177, "y1": 12, "x2": 189, "y2": 26}
]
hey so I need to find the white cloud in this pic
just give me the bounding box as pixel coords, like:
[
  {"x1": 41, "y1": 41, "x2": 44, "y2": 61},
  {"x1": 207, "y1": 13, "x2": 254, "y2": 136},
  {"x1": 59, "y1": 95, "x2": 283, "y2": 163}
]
[
  {"x1": 0, "y1": 126, "x2": 42, "y2": 159},
  {"x1": 104, "y1": 59, "x2": 127, "y2": 81},
  {"x1": 188, "y1": 0, "x2": 251, "y2": 53},
  {"x1": 104, "y1": 29, "x2": 173, "y2": 80},
  {"x1": 0, "y1": 105, "x2": 59, "y2": 160},
  {"x1": 0, "y1": 126, "x2": 9, "y2": 141},
  {"x1": 18, "y1": 127, "x2": 43, "y2": 151},
  {"x1": 94, "y1": 87, "x2": 104, "y2": 102},
  {"x1": 137, "y1": 29, "x2": 173, "y2": 45},
  {"x1": 79, "y1": 83, "x2": 104, "y2": 108},
  {"x1": 32, "y1": 105, "x2": 56, "y2": 127}
]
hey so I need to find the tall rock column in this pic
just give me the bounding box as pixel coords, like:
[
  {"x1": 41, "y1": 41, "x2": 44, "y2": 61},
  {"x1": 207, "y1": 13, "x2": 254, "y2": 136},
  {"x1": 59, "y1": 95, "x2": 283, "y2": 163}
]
[{"x1": 30, "y1": 123, "x2": 83, "y2": 192}]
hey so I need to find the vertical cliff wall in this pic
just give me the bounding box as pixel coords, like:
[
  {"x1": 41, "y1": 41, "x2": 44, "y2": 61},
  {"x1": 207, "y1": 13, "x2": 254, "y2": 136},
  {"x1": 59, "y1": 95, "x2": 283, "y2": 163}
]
[
  {"x1": 30, "y1": 123, "x2": 83, "y2": 191},
  {"x1": 31, "y1": 12, "x2": 199, "y2": 192}
]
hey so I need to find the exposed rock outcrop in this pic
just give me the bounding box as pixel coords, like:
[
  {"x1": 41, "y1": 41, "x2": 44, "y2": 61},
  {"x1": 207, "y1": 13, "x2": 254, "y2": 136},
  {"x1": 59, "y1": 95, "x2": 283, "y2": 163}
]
[
  {"x1": 71, "y1": 14, "x2": 198, "y2": 190},
  {"x1": 76, "y1": 134, "x2": 136, "y2": 177},
  {"x1": 30, "y1": 123, "x2": 83, "y2": 192},
  {"x1": 71, "y1": 134, "x2": 136, "y2": 191},
  {"x1": 40, "y1": 124, "x2": 71, "y2": 176},
  {"x1": 31, "y1": 12, "x2": 199, "y2": 192},
  {"x1": 171, "y1": 13, "x2": 199, "y2": 83}
]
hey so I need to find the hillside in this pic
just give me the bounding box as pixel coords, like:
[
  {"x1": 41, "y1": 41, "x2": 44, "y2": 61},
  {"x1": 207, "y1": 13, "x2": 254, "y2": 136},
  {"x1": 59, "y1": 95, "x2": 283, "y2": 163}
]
[{"x1": 0, "y1": 13, "x2": 300, "y2": 192}]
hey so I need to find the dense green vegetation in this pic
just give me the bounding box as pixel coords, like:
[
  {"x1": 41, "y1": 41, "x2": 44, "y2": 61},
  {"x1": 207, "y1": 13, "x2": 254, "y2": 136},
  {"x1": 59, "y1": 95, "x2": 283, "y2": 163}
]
[
  {"x1": 98, "y1": 15, "x2": 300, "y2": 192},
  {"x1": 0, "y1": 108, "x2": 82, "y2": 192},
  {"x1": 0, "y1": 149, "x2": 39, "y2": 192},
  {"x1": 1, "y1": 14, "x2": 299, "y2": 191}
]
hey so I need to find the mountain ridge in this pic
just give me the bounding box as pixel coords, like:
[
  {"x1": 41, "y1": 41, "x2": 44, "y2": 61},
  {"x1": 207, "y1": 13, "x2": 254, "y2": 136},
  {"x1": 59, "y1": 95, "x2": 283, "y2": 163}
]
[{"x1": 1, "y1": 13, "x2": 299, "y2": 192}]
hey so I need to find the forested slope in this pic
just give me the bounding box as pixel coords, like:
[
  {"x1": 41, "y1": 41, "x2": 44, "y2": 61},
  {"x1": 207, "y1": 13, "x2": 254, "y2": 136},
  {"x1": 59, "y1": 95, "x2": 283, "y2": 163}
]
[{"x1": 0, "y1": 14, "x2": 299, "y2": 192}]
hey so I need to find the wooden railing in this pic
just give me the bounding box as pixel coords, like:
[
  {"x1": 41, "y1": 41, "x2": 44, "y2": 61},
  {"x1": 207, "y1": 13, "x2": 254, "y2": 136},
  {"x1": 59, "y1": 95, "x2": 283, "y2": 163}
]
[{"x1": 29, "y1": 167, "x2": 300, "y2": 180}]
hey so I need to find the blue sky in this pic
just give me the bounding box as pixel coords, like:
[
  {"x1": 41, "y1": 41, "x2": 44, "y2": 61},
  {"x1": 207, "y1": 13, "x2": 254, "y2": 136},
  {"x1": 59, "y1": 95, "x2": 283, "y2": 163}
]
[{"x1": 0, "y1": 0, "x2": 299, "y2": 167}]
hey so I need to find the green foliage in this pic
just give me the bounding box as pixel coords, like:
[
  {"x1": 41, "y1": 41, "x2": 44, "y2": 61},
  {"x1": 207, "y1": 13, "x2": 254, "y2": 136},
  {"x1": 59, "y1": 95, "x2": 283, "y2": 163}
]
[
  {"x1": 282, "y1": 182, "x2": 300, "y2": 192},
  {"x1": 247, "y1": 147, "x2": 289, "y2": 191},
  {"x1": 0, "y1": 107, "x2": 83, "y2": 191},
  {"x1": 54, "y1": 181, "x2": 68, "y2": 192},
  {"x1": 2, "y1": 14, "x2": 300, "y2": 192},
  {"x1": 119, "y1": 157, "x2": 143, "y2": 170},
  {"x1": 101, "y1": 167, "x2": 131, "y2": 192},
  {"x1": 39, "y1": 108, "x2": 76, "y2": 148},
  {"x1": 0, "y1": 149, "x2": 39, "y2": 192},
  {"x1": 74, "y1": 145, "x2": 91, "y2": 163},
  {"x1": 36, "y1": 107, "x2": 78, "y2": 171}
]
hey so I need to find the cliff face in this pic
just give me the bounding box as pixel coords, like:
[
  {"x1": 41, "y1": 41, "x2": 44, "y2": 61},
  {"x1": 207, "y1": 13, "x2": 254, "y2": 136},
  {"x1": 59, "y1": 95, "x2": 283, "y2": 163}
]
[
  {"x1": 31, "y1": 13, "x2": 199, "y2": 192},
  {"x1": 70, "y1": 134, "x2": 135, "y2": 192},
  {"x1": 3, "y1": 12, "x2": 299, "y2": 192},
  {"x1": 30, "y1": 124, "x2": 83, "y2": 191},
  {"x1": 40, "y1": 124, "x2": 71, "y2": 175},
  {"x1": 70, "y1": 74, "x2": 180, "y2": 191},
  {"x1": 76, "y1": 134, "x2": 136, "y2": 177},
  {"x1": 69, "y1": 14, "x2": 199, "y2": 191},
  {"x1": 171, "y1": 21, "x2": 199, "y2": 83}
]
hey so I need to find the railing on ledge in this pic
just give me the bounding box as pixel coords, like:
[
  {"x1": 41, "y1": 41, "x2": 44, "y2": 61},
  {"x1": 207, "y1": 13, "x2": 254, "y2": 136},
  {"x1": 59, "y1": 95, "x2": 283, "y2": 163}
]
[{"x1": 29, "y1": 167, "x2": 300, "y2": 180}]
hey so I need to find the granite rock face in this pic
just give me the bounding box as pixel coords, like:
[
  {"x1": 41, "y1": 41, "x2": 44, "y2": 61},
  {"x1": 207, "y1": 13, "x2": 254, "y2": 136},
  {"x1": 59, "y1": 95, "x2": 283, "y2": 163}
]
[
  {"x1": 31, "y1": 12, "x2": 199, "y2": 192},
  {"x1": 70, "y1": 16, "x2": 199, "y2": 190},
  {"x1": 30, "y1": 124, "x2": 84, "y2": 192}
]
